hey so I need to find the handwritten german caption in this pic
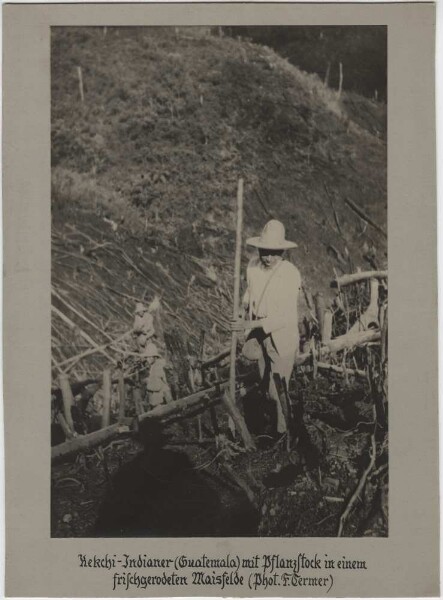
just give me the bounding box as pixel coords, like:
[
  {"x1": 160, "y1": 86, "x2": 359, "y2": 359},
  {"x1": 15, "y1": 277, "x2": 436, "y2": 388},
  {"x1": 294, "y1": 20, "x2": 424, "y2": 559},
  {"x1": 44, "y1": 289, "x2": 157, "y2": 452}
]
[{"x1": 78, "y1": 552, "x2": 367, "y2": 593}]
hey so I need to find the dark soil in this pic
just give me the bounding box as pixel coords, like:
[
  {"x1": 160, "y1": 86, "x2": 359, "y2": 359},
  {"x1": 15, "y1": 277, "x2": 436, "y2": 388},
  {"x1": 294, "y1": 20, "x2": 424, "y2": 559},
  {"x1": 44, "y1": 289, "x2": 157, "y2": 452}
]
[{"x1": 51, "y1": 373, "x2": 388, "y2": 538}]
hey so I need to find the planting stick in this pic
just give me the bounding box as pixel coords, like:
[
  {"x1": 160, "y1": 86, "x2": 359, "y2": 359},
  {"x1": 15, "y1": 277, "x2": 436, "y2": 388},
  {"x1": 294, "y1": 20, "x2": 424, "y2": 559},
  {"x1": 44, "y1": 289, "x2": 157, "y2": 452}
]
[
  {"x1": 225, "y1": 178, "x2": 255, "y2": 450},
  {"x1": 229, "y1": 178, "x2": 243, "y2": 406}
]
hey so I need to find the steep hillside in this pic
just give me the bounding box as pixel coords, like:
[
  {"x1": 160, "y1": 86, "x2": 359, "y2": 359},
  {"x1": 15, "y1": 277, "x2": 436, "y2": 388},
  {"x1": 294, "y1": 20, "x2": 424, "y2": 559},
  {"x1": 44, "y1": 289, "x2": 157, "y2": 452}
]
[{"x1": 51, "y1": 26, "x2": 387, "y2": 380}]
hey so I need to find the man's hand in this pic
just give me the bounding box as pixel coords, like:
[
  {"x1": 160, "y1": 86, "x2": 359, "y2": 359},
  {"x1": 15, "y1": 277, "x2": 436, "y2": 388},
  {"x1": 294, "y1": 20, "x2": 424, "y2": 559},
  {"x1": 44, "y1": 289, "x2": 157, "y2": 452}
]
[
  {"x1": 230, "y1": 318, "x2": 246, "y2": 332},
  {"x1": 230, "y1": 318, "x2": 263, "y2": 332}
]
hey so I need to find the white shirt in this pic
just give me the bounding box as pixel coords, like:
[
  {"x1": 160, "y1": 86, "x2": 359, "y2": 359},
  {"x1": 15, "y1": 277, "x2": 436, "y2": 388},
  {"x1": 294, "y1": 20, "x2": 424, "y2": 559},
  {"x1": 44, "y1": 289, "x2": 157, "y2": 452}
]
[{"x1": 243, "y1": 257, "x2": 301, "y2": 355}]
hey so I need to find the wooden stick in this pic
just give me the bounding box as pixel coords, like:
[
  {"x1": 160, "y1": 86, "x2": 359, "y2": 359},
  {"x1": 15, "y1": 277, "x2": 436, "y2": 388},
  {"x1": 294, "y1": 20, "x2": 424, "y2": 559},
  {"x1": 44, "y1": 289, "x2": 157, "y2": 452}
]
[
  {"x1": 222, "y1": 390, "x2": 255, "y2": 450},
  {"x1": 59, "y1": 374, "x2": 75, "y2": 433},
  {"x1": 202, "y1": 347, "x2": 230, "y2": 369},
  {"x1": 316, "y1": 361, "x2": 366, "y2": 379},
  {"x1": 273, "y1": 374, "x2": 290, "y2": 449},
  {"x1": 230, "y1": 178, "x2": 244, "y2": 406},
  {"x1": 138, "y1": 373, "x2": 256, "y2": 424},
  {"x1": 58, "y1": 330, "x2": 130, "y2": 369},
  {"x1": 325, "y1": 329, "x2": 380, "y2": 353},
  {"x1": 333, "y1": 270, "x2": 387, "y2": 288},
  {"x1": 296, "y1": 329, "x2": 381, "y2": 364},
  {"x1": 338, "y1": 427, "x2": 377, "y2": 536},
  {"x1": 52, "y1": 286, "x2": 113, "y2": 341},
  {"x1": 133, "y1": 386, "x2": 144, "y2": 416},
  {"x1": 76, "y1": 66, "x2": 84, "y2": 102},
  {"x1": 101, "y1": 369, "x2": 112, "y2": 428},
  {"x1": 117, "y1": 369, "x2": 126, "y2": 424},
  {"x1": 56, "y1": 412, "x2": 74, "y2": 441},
  {"x1": 51, "y1": 305, "x2": 114, "y2": 363},
  {"x1": 338, "y1": 61, "x2": 343, "y2": 97},
  {"x1": 344, "y1": 197, "x2": 387, "y2": 238},
  {"x1": 323, "y1": 309, "x2": 333, "y2": 343},
  {"x1": 314, "y1": 293, "x2": 325, "y2": 340}
]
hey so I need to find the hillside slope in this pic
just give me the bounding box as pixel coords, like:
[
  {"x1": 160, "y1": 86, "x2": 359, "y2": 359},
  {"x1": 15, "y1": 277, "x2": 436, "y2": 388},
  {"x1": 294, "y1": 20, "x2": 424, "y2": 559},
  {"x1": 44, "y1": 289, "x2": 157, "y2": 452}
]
[{"x1": 51, "y1": 26, "x2": 387, "y2": 381}]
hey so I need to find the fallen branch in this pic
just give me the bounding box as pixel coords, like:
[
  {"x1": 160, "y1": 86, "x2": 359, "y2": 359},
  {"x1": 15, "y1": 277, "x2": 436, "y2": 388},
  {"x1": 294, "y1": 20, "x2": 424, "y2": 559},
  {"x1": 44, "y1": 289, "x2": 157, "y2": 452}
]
[
  {"x1": 316, "y1": 361, "x2": 366, "y2": 380},
  {"x1": 325, "y1": 329, "x2": 380, "y2": 353},
  {"x1": 57, "y1": 330, "x2": 131, "y2": 369},
  {"x1": 51, "y1": 305, "x2": 114, "y2": 363},
  {"x1": 338, "y1": 427, "x2": 377, "y2": 536},
  {"x1": 332, "y1": 270, "x2": 387, "y2": 287},
  {"x1": 52, "y1": 286, "x2": 113, "y2": 341},
  {"x1": 51, "y1": 423, "x2": 130, "y2": 463},
  {"x1": 344, "y1": 197, "x2": 387, "y2": 238},
  {"x1": 296, "y1": 329, "x2": 380, "y2": 364},
  {"x1": 138, "y1": 372, "x2": 256, "y2": 424},
  {"x1": 202, "y1": 347, "x2": 230, "y2": 368}
]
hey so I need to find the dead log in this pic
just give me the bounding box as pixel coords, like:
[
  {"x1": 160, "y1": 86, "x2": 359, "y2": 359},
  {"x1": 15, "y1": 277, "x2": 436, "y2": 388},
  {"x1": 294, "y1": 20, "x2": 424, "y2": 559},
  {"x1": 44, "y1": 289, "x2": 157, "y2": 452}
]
[
  {"x1": 138, "y1": 373, "x2": 256, "y2": 425},
  {"x1": 296, "y1": 329, "x2": 380, "y2": 364},
  {"x1": 138, "y1": 380, "x2": 229, "y2": 423},
  {"x1": 51, "y1": 423, "x2": 128, "y2": 463},
  {"x1": 333, "y1": 270, "x2": 387, "y2": 288},
  {"x1": 325, "y1": 329, "x2": 380, "y2": 353}
]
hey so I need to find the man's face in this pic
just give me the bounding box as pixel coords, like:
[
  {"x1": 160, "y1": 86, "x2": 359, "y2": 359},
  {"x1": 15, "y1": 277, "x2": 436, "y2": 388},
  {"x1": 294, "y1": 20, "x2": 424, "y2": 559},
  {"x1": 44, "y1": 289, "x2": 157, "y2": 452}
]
[{"x1": 259, "y1": 248, "x2": 284, "y2": 269}]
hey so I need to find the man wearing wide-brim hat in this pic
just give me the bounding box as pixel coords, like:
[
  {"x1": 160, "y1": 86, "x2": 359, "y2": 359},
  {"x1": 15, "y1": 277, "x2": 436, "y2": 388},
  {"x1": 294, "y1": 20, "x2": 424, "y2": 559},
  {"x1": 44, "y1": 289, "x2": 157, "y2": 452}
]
[{"x1": 231, "y1": 219, "x2": 301, "y2": 435}]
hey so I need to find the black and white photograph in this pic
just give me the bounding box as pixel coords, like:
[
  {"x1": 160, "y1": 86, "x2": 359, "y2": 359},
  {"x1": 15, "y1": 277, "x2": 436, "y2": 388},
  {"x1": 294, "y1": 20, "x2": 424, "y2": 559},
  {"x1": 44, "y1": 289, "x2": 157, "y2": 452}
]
[{"x1": 50, "y1": 25, "x2": 388, "y2": 539}]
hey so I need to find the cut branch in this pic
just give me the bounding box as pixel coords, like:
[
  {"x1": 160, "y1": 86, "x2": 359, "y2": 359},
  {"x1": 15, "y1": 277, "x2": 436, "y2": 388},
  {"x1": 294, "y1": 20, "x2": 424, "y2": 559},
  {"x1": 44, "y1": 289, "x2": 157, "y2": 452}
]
[
  {"x1": 333, "y1": 271, "x2": 387, "y2": 287},
  {"x1": 325, "y1": 329, "x2": 380, "y2": 353},
  {"x1": 52, "y1": 423, "x2": 128, "y2": 463},
  {"x1": 338, "y1": 428, "x2": 377, "y2": 536},
  {"x1": 57, "y1": 330, "x2": 131, "y2": 369},
  {"x1": 344, "y1": 197, "x2": 387, "y2": 238},
  {"x1": 51, "y1": 305, "x2": 114, "y2": 363}
]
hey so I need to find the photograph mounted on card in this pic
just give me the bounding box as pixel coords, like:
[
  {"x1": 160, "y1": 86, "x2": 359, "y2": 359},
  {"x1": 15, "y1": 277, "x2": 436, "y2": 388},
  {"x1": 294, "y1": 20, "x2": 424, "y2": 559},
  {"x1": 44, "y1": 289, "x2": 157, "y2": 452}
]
[{"x1": 3, "y1": 2, "x2": 438, "y2": 598}]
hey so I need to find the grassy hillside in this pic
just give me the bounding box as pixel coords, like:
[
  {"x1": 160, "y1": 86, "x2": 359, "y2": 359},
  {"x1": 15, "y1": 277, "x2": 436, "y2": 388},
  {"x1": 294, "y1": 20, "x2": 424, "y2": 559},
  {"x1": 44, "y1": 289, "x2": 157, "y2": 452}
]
[{"x1": 51, "y1": 26, "x2": 387, "y2": 380}]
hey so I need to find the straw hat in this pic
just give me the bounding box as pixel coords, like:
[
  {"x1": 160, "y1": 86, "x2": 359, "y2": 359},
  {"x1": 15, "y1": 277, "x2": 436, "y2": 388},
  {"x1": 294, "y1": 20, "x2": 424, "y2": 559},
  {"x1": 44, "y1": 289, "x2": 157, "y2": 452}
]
[
  {"x1": 143, "y1": 342, "x2": 160, "y2": 358},
  {"x1": 246, "y1": 220, "x2": 297, "y2": 250}
]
